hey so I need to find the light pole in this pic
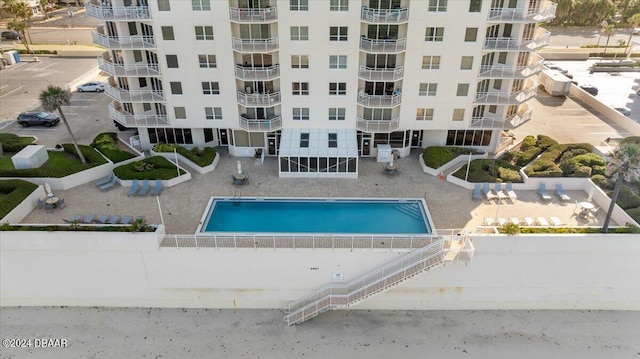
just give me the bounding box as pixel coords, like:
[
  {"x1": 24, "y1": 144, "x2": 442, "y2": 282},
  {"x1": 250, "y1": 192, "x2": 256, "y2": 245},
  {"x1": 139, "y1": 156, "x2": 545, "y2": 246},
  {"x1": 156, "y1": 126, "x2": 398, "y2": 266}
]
[{"x1": 597, "y1": 20, "x2": 608, "y2": 47}]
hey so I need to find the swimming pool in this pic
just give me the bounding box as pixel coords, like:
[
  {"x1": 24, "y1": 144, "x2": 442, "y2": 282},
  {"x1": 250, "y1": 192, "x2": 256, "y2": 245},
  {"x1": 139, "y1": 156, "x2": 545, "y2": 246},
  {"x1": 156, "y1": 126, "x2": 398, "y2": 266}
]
[{"x1": 199, "y1": 198, "x2": 433, "y2": 235}]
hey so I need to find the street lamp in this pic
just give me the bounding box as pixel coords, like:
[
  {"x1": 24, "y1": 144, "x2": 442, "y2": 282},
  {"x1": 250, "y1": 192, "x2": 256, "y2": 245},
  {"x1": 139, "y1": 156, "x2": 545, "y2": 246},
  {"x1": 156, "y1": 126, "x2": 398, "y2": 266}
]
[{"x1": 597, "y1": 20, "x2": 608, "y2": 47}]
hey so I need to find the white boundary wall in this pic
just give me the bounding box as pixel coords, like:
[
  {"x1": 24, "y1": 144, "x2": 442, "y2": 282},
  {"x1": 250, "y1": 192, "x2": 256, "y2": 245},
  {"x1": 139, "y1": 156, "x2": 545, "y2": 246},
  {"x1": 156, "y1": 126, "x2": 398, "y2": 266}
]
[{"x1": 1, "y1": 232, "x2": 638, "y2": 310}]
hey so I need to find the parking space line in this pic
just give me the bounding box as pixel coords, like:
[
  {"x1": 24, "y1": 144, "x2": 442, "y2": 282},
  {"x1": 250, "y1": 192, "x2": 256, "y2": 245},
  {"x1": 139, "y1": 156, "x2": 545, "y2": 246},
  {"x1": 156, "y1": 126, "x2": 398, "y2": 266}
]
[{"x1": 0, "y1": 85, "x2": 25, "y2": 99}]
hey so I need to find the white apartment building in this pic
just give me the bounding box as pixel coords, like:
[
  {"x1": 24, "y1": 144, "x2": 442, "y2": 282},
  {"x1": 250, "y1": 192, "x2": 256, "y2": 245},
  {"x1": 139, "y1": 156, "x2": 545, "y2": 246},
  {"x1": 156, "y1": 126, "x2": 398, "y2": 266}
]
[{"x1": 86, "y1": 0, "x2": 556, "y2": 177}]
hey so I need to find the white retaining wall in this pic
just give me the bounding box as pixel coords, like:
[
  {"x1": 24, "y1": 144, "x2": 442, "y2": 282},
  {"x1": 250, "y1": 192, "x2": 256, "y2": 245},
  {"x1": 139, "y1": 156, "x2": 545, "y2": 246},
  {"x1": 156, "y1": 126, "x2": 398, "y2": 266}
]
[
  {"x1": 419, "y1": 153, "x2": 487, "y2": 176},
  {"x1": 150, "y1": 150, "x2": 219, "y2": 174},
  {"x1": 569, "y1": 86, "x2": 640, "y2": 136},
  {"x1": 0, "y1": 185, "x2": 46, "y2": 223}
]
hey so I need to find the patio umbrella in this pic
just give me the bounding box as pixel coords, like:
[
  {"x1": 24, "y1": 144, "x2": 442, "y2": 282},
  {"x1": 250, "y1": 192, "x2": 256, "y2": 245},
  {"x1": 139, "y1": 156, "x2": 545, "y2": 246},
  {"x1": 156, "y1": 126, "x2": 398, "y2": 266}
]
[
  {"x1": 44, "y1": 182, "x2": 53, "y2": 197},
  {"x1": 587, "y1": 186, "x2": 595, "y2": 202},
  {"x1": 237, "y1": 160, "x2": 243, "y2": 175},
  {"x1": 388, "y1": 152, "x2": 394, "y2": 167}
]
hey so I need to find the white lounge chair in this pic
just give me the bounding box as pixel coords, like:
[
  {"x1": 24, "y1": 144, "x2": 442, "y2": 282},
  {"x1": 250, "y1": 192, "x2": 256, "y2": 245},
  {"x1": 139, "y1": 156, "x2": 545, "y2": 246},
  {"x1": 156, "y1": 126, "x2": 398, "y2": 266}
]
[
  {"x1": 483, "y1": 217, "x2": 495, "y2": 226},
  {"x1": 523, "y1": 217, "x2": 535, "y2": 226},
  {"x1": 505, "y1": 182, "x2": 518, "y2": 202},
  {"x1": 495, "y1": 183, "x2": 509, "y2": 202},
  {"x1": 536, "y1": 217, "x2": 550, "y2": 226},
  {"x1": 555, "y1": 184, "x2": 571, "y2": 202},
  {"x1": 497, "y1": 218, "x2": 507, "y2": 226},
  {"x1": 550, "y1": 216, "x2": 563, "y2": 226},
  {"x1": 509, "y1": 217, "x2": 520, "y2": 225}
]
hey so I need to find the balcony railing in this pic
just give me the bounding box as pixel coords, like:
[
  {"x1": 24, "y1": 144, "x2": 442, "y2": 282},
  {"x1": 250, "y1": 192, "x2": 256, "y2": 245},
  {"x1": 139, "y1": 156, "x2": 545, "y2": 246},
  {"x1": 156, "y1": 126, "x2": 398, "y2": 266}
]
[
  {"x1": 359, "y1": 37, "x2": 406, "y2": 53},
  {"x1": 92, "y1": 31, "x2": 156, "y2": 50},
  {"x1": 239, "y1": 115, "x2": 282, "y2": 132},
  {"x1": 356, "y1": 117, "x2": 399, "y2": 132},
  {"x1": 85, "y1": 3, "x2": 150, "y2": 21},
  {"x1": 470, "y1": 108, "x2": 534, "y2": 129},
  {"x1": 478, "y1": 54, "x2": 543, "y2": 79},
  {"x1": 357, "y1": 92, "x2": 402, "y2": 107},
  {"x1": 98, "y1": 56, "x2": 161, "y2": 77},
  {"x1": 234, "y1": 64, "x2": 280, "y2": 80},
  {"x1": 483, "y1": 29, "x2": 550, "y2": 51},
  {"x1": 108, "y1": 102, "x2": 169, "y2": 128},
  {"x1": 104, "y1": 84, "x2": 165, "y2": 103},
  {"x1": 232, "y1": 37, "x2": 278, "y2": 52},
  {"x1": 361, "y1": 7, "x2": 408, "y2": 23},
  {"x1": 229, "y1": 7, "x2": 278, "y2": 23},
  {"x1": 488, "y1": 1, "x2": 557, "y2": 22},
  {"x1": 358, "y1": 66, "x2": 404, "y2": 81},
  {"x1": 237, "y1": 91, "x2": 281, "y2": 106},
  {"x1": 474, "y1": 87, "x2": 538, "y2": 105}
]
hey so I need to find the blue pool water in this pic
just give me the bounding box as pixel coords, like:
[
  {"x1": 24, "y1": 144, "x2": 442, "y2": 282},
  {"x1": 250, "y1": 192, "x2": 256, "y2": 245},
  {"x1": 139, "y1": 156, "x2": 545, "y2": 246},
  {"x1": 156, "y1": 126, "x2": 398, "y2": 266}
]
[{"x1": 202, "y1": 198, "x2": 431, "y2": 234}]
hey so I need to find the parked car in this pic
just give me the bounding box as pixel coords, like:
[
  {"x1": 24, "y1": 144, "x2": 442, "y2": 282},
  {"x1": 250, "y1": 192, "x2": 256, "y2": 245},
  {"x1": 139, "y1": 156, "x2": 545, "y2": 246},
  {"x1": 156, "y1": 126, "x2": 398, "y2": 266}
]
[
  {"x1": 17, "y1": 112, "x2": 60, "y2": 127},
  {"x1": 76, "y1": 82, "x2": 105, "y2": 92},
  {"x1": 579, "y1": 84, "x2": 598, "y2": 96},
  {"x1": 613, "y1": 107, "x2": 631, "y2": 116},
  {"x1": 634, "y1": 27, "x2": 640, "y2": 35},
  {"x1": 0, "y1": 30, "x2": 20, "y2": 40}
]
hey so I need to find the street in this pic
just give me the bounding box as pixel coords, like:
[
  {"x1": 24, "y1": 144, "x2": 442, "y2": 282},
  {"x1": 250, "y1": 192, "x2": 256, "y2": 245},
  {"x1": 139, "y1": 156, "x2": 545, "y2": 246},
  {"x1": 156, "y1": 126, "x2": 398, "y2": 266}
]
[{"x1": 546, "y1": 27, "x2": 635, "y2": 48}]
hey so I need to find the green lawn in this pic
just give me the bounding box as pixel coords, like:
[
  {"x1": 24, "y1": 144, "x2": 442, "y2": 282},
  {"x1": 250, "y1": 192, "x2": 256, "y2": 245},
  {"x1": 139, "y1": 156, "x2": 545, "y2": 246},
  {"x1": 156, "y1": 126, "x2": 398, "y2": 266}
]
[{"x1": 0, "y1": 146, "x2": 107, "y2": 178}]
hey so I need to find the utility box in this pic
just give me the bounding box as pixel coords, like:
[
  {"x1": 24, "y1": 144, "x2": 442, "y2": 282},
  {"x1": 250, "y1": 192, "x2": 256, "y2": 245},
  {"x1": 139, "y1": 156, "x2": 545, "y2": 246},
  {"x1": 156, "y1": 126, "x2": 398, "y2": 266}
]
[
  {"x1": 12, "y1": 145, "x2": 48, "y2": 169},
  {"x1": 3, "y1": 50, "x2": 20, "y2": 65},
  {"x1": 377, "y1": 144, "x2": 392, "y2": 163},
  {"x1": 539, "y1": 69, "x2": 572, "y2": 96}
]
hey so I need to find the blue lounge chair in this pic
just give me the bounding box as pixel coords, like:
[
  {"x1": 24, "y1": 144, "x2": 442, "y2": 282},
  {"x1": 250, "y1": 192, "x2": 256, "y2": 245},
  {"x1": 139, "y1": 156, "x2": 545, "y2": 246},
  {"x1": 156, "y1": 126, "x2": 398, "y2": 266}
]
[
  {"x1": 108, "y1": 215, "x2": 121, "y2": 224},
  {"x1": 99, "y1": 176, "x2": 117, "y2": 191},
  {"x1": 505, "y1": 182, "x2": 518, "y2": 202},
  {"x1": 64, "y1": 214, "x2": 83, "y2": 223},
  {"x1": 137, "y1": 179, "x2": 150, "y2": 196},
  {"x1": 538, "y1": 183, "x2": 552, "y2": 201},
  {"x1": 95, "y1": 173, "x2": 113, "y2": 187},
  {"x1": 97, "y1": 214, "x2": 110, "y2": 224},
  {"x1": 150, "y1": 179, "x2": 163, "y2": 196},
  {"x1": 482, "y1": 182, "x2": 497, "y2": 201},
  {"x1": 495, "y1": 183, "x2": 508, "y2": 202},
  {"x1": 472, "y1": 183, "x2": 482, "y2": 200},
  {"x1": 83, "y1": 214, "x2": 97, "y2": 224},
  {"x1": 555, "y1": 184, "x2": 571, "y2": 201},
  {"x1": 120, "y1": 215, "x2": 133, "y2": 224},
  {"x1": 127, "y1": 180, "x2": 140, "y2": 196}
]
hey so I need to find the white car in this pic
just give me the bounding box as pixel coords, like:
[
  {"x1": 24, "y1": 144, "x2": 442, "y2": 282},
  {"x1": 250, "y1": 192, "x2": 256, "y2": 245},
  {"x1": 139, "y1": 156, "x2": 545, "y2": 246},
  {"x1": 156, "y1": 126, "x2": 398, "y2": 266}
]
[
  {"x1": 76, "y1": 82, "x2": 104, "y2": 92},
  {"x1": 613, "y1": 107, "x2": 631, "y2": 116},
  {"x1": 634, "y1": 28, "x2": 640, "y2": 35}
]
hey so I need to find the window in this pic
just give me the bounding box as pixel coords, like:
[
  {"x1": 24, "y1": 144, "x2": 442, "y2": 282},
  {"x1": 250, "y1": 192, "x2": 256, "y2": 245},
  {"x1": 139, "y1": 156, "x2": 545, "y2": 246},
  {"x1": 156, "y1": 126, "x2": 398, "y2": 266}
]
[
  {"x1": 148, "y1": 128, "x2": 194, "y2": 145},
  {"x1": 428, "y1": 0, "x2": 447, "y2": 12},
  {"x1": 465, "y1": 28, "x2": 478, "y2": 42},
  {"x1": 205, "y1": 107, "x2": 222, "y2": 120},
  {"x1": 202, "y1": 82, "x2": 220, "y2": 95},
  {"x1": 469, "y1": 0, "x2": 482, "y2": 12},
  {"x1": 416, "y1": 108, "x2": 434, "y2": 121},
  {"x1": 453, "y1": 109, "x2": 465, "y2": 121},
  {"x1": 328, "y1": 133, "x2": 338, "y2": 148},
  {"x1": 174, "y1": 107, "x2": 186, "y2": 119},
  {"x1": 328, "y1": 108, "x2": 345, "y2": 121},
  {"x1": 195, "y1": 26, "x2": 214, "y2": 40},
  {"x1": 291, "y1": 26, "x2": 309, "y2": 40},
  {"x1": 300, "y1": 133, "x2": 310, "y2": 147},
  {"x1": 329, "y1": 82, "x2": 346, "y2": 95},
  {"x1": 161, "y1": 26, "x2": 174, "y2": 40},
  {"x1": 291, "y1": 55, "x2": 309, "y2": 69},
  {"x1": 292, "y1": 82, "x2": 309, "y2": 95},
  {"x1": 330, "y1": 26, "x2": 348, "y2": 41},
  {"x1": 293, "y1": 108, "x2": 310, "y2": 120},
  {"x1": 425, "y1": 27, "x2": 444, "y2": 42},
  {"x1": 170, "y1": 82, "x2": 182, "y2": 94},
  {"x1": 290, "y1": 0, "x2": 308, "y2": 11},
  {"x1": 198, "y1": 54, "x2": 217, "y2": 68},
  {"x1": 330, "y1": 0, "x2": 348, "y2": 11},
  {"x1": 166, "y1": 55, "x2": 178, "y2": 68},
  {"x1": 421, "y1": 55, "x2": 440, "y2": 69},
  {"x1": 446, "y1": 130, "x2": 491, "y2": 146},
  {"x1": 419, "y1": 83, "x2": 437, "y2": 96},
  {"x1": 158, "y1": 0, "x2": 170, "y2": 11},
  {"x1": 192, "y1": 0, "x2": 210, "y2": 11},
  {"x1": 460, "y1": 56, "x2": 473, "y2": 70},
  {"x1": 329, "y1": 55, "x2": 347, "y2": 69},
  {"x1": 493, "y1": 79, "x2": 502, "y2": 90},
  {"x1": 457, "y1": 84, "x2": 470, "y2": 96}
]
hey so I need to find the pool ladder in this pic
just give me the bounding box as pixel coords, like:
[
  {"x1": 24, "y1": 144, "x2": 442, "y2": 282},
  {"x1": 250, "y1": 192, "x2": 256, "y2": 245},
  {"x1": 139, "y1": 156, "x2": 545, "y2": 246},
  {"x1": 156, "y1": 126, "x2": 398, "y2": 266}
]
[{"x1": 232, "y1": 189, "x2": 241, "y2": 199}]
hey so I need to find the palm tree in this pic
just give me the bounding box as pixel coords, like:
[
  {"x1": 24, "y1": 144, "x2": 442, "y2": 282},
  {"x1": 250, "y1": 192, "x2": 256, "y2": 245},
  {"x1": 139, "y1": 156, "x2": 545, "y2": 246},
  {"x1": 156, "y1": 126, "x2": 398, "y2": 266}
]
[
  {"x1": 625, "y1": 13, "x2": 640, "y2": 57},
  {"x1": 600, "y1": 24, "x2": 616, "y2": 61},
  {"x1": 39, "y1": 86, "x2": 86, "y2": 164},
  {"x1": 602, "y1": 143, "x2": 640, "y2": 233}
]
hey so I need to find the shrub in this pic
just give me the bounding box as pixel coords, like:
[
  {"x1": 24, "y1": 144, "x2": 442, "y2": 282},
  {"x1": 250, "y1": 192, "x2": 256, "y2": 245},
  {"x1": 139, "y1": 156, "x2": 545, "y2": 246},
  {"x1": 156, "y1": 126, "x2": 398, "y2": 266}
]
[
  {"x1": 0, "y1": 133, "x2": 35, "y2": 152},
  {"x1": 62, "y1": 144, "x2": 108, "y2": 165},
  {"x1": 498, "y1": 167, "x2": 522, "y2": 183},
  {"x1": 515, "y1": 147, "x2": 542, "y2": 166},
  {"x1": 0, "y1": 179, "x2": 38, "y2": 220},
  {"x1": 453, "y1": 159, "x2": 523, "y2": 183},
  {"x1": 91, "y1": 132, "x2": 136, "y2": 163},
  {"x1": 521, "y1": 135, "x2": 536, "y2": 149},
  {"x1": 113, "y1": 156, "x2": 186, "y2": 180},
  {"x1": 616, "y1": 185, "x2": 640, "y2": 210},
  {"x1": 536, "y1": 135, "x2": 559, "y2": 150},
  {"x1": 153, "y1": 143, "x2": 217, "y2": 167},
  {"x1": 573, "y1": 166, "x2": 592, "y2": 177},
  {"x1": 591, "y1": 174, "x2": 613, "y2": 190},
  {"x1": 627, "y1": 208, "x2": 640, "y2": 224}
]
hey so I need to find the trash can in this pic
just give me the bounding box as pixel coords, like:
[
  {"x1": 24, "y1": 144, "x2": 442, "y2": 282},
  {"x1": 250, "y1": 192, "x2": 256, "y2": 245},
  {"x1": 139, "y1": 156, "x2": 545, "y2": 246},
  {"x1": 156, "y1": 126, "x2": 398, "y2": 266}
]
[{"x1": 12, "y1": 50, "x2": 20, "y2": 63}]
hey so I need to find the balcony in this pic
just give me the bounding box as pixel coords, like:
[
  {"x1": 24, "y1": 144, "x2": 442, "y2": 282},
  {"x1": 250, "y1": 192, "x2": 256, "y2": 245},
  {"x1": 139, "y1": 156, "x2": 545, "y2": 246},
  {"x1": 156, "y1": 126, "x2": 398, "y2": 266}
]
[
  {"x1": 360, "y1": 37, "x2": 406, "y2": 53},
  {"x1": 488, "y1": 1, "x2": 557, "y2": 22},
  {"x1": 104, "y1": 84, "x2": 165, "y2": 103},
  {"x1": 356, "y1": 117, "x2": 399, "y2": 133},
  {"x1": 239, "y1": 115, "x2": 282, "y2": 132},
  {"x1": 234, "y1": 64, "x2": 280, "y2": 81},
  {"x1": 85, "y1": 2, "x2": 150, "y2": 21},
  {"x1": 98, "y1": 56, "x2": 161, "y2": 77},
  {"x1": 357, "y1": 92, "x2": 401, "y2": 107},
  {"x1": 229, "y1": 7, "x2": 277, "y2": 23},
  {"x1": 470, "y1": 108, "x2": 534, "y2": 129},
  {"x1": 483, "y1": 29, "x2": 550, "y2": 51},
  {"x1": 108, "y1": 102, "x2": 169, "y2": 128},
  {"x1": 474, "y1": 87, "x2": 538, "y2": 105},
  {"x1": 237, "y1": 91, "x2": 281, "y2": 107},
  {"x1": 92, "y1": 30, "x2": 156, "y2": 50},
  {"x1": 232, "y1": 37, "x2": 278, "y2": 52},
  {"x1": 358, "y1": 66, "x2": 404, "y2": 81},
  {"x1": 478, "y1": 54, "x2": 543, "y2": 79},
  {"x1": 361, "y1": 6, "x2": 408, "y2": 23}
]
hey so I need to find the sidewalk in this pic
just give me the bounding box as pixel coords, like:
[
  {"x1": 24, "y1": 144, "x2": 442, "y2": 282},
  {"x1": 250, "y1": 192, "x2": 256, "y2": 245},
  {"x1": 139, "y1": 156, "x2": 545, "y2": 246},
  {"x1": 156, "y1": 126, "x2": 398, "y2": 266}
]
[{"x1": 0, "y1": 43, "x2": 105, "y2": 57}]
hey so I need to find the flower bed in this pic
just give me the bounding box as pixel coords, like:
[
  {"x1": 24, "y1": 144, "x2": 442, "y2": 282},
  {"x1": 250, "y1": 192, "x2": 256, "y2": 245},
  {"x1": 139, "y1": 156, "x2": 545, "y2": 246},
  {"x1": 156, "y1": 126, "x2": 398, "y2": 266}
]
[
  {"x1": 113, "y1": 156, "x2": 186, "y2": 180},
  {"x1": 91, "y1": 132, "x2": 137, "y2": 163},
  {"x1": 152, "y1": 143, "x2": 216, "y2": 167},
  {"x1": 0, "y1": 145, "x2": 107, "y2": 178},
  {"x1": 0, "y1": 179, "x2": 38, "y2": 220}
]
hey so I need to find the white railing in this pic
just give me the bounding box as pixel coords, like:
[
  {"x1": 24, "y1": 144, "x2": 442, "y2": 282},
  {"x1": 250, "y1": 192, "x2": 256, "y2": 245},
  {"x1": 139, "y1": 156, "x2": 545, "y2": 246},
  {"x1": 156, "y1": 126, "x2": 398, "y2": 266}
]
[
  {"x1": 229, "y1": 7, "x2": 278, "y2": 22},
  {"x1": 474, "y1": 86, "x2": 537, "y2": 104},
  {"x1": 92, "y1": 31, "x2": 156, "y2": 49},
  {"x1": 471, "y1": 108, "x2": 534, "y2": 129},
  {"x1": 108, "y1": 103, "x2": 169, "y2": 128},
  {"x1": 360, "y1": 6, "x2": 408, "y2": 23},
  {"x1": 232, "y1": 37, "x2": 278, "y2": 52},
  {"x1": 360, "y1": 37, "x2": 406, "y2": 53},
  {"x1": 237, "y1": 91, "x2": 280, "y2": 106},
  {"x1": 356, "y1": 117, "x2": 400, "y2": 133},
  {"x1": 239, "y1": 116, "x2": 282, "y2": 132},
  {"x1": 98, "y1": 56, "x2": 161, "y2": 77},
  {"x1": 483, "y1": 29, "x2": 550, "y2": 51},
  {"x1": 488, "y1": 2, "x2": 557, "y2": 22},
  {"x1": 234, "y1": 64, "x2": 280, "y2": 80},
  {"x1": 357, "y1": 92, "x2": 401, "y2": 107},
  {"x1": 478, "y1": 54, "x2": 543, "y2": 78},
  {"x1": 358, "y1": 66, "x2": 404, "y2": 81},
  {"x1": 104, "y1": 84, "x2": 165, "y2": 102},
  {"x1": 85, "y1": 3, "x2": 150, "y2": 20}
]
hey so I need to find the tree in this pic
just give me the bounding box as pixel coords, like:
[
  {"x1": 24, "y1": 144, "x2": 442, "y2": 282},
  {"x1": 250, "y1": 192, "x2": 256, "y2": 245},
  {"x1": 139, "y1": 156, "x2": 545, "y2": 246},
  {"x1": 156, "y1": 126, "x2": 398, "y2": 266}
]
[
  {"x1": 625, "y1": 13, "x2": 640, "y2": 57},
  {"x1": 6, "y1": 19, "x2": 31, "y2": 53},
  {"x1": 39, "y1": 86, "x2": 86, "y2": 164},
  {"x1": 1, "y1": 0, "x2": 33, "y2": 51},
  {"x1": 39, "y1": 0, "x2": 54, "y2": 19},
  {"x1": 600, "y1": 24, "x2": 616, "y2": 60},
  {"x1": 602, "y1": 143, "x2": 640, "y2": 233}
]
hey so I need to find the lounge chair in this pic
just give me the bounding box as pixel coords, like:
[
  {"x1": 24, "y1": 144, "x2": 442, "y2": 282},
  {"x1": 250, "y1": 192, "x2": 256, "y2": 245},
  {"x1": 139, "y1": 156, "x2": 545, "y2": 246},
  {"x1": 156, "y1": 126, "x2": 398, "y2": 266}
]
[
  {"x1": 99, "y1": 176, "x2": 117, "y2": 191},
  {"x1": 120, "y1": 215, "x2": 133, "y2": 224},
  {"x1": 108, "y1": 215, "x2": 121, "y2": 224},
  {"x1": 97, "y1": 214, "x2": 110, "y2": 224},
  {"x1": 127, "y1": 180, "x2": 140, "y2": 196},
  {"x1": 536, "y1": 217, "x2": 550, "y2": 226},
  {"x1": 497, "y1": 218, "x2": 507, "y2": 226},
  {"x1": 57, "y1": 198, "x2": 66, "y2": 209},
  {"x1": 137, "y1": 179, "x2": 150, "y2": 196},
  {"x1": 63, "y1": 214, "x2": 83, "y2": 223},
  {"x1": 505, "y1": 182, "x2": 518, "y2": 202},
  {"x1": 509, "y1": 217, "x2": 520, "y2": 225},
  {"x1": 555, "y1": 184, "x2": 571, "y2": 201},
  {"x1": 95, "y1": 173, "x2": 113, "y2": 187},
  {"x1": 472, "y1": 183, "x2": 482, "y2": 200},
  {"x1": 44, "y1": 203, "x2": 55, "y2": 213},
  {"x1": 550, "y1": 216, "x2": 563, "y2": 226},
  {"x1": 83, "y1": 214, "x2": 97, "y2": 224},
  {"x1": 135, "y1": 215, "x2": 145, "y2": 223},
  {"x1": 538, "y1": 183, "x2": 552, "y2": 201},
  {"x1": 482, "y1": 182, "x2": 497, "y2": 201},
  {"x1": 36, "y1": 198, "x2": 45, "y2": 209},
  {"x1": 483, "y1": 217, "x2": 495, "y2": 226},
  {"x1": 523, "y1": 217, "x2": 534, "y2": 226},
  {"x1": 151, "y1": 179, "x2": 163, "y2": 196},
  {"x1": 495, "y1": 183, "x2": 509, "y2": 202}
]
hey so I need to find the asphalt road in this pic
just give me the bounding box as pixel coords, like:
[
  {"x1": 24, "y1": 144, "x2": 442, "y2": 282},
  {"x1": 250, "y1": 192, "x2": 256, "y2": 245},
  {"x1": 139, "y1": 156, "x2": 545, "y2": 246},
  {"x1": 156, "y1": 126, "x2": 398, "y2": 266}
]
[{"x1": 546, "y1": 27, "x2": 634, "y2": 48}]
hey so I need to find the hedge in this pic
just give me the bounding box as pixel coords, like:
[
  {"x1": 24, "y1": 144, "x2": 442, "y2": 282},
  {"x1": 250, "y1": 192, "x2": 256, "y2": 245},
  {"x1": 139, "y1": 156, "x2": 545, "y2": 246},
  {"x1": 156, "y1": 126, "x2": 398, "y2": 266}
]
[
  {"x1": 91, "y1": 132, "x2": 137, "y2": 163},
  {"x1": 627, "y1": 208, "x2": 640, "y2": 224},
  {"x1": 452, "y1": 159, "x2": 523, "y2": 183},
  {"x1": 614, "y1": 186, "x2": 640, "y2": 210},
  {"x1": 113, "y1": 156, "x2": 186, "y2": 180},
  {"x1": 525, "y1": 143, "x2": 596, "y2": 177},
  {"x1": 422, "y1": 146, "x2": 482, "y2": 169},
  {"x1": 0, "y1": 133, "x2": 35, "y2": 152},
  {"x1": 0, "y1": 145, "x2": 106, "y2": 178},
  {"x1": 152, "y1": 143, "x2": 217, "y2": 167},
  {"x1": 0, "y1": 179, "x2": 38, "y2": 220}
]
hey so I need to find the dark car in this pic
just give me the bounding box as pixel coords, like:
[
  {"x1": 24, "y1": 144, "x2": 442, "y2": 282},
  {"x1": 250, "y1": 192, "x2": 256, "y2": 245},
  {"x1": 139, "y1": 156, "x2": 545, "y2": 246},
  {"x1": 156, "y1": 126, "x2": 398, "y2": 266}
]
[
  {"x1": 579, "y1": 85, "x2": 598, "y2": 96},
  {"x1": 17, "y1": 112, "x2": 61, "y2": 127},
  {"x1": 1, "y1": 30, "x2": 20, "y2": 40}
]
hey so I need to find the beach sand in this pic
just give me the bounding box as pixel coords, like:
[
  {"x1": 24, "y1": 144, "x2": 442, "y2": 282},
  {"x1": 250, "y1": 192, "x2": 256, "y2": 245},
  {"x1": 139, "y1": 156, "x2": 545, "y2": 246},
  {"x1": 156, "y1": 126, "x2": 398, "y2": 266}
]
[{"x1": 1, "y1": 307, "x2": 638, "y2": 358}]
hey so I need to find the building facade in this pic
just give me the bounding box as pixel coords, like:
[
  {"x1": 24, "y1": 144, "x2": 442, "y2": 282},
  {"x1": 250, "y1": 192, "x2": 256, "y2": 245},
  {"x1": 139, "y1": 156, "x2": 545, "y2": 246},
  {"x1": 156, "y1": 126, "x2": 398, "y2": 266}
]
[{"x1": 87, "y1": 0, "x2": 556, "y2": 177}]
